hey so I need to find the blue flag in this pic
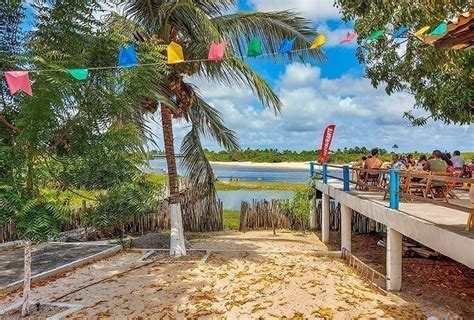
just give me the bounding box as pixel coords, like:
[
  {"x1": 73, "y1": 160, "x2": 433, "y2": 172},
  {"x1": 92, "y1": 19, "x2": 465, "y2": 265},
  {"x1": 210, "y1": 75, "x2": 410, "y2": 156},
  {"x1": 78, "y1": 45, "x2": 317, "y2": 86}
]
[
  {"x1": 392, "y1": 26, "x2": 408, "y2": 38},
  {"x1": 430, "y1": 22, "x2": 447, "y2": 35},
  {"x1": 118, "y1": 44, "x2": 138, "y2": 68},
  {"x1": 279, "y1": 37, "x2": 296, "y2": 53}
]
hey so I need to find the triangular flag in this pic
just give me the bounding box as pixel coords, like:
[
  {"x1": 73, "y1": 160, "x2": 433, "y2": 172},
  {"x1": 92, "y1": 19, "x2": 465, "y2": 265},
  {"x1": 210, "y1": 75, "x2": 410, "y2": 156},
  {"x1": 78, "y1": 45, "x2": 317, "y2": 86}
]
[
  {"x1": 278, "y1": 37, "x2": 296, "y2": 53},
  {"x1": 368, "y1": 29, "x2": 385, "y2": 40},
  {"x1": 340, "y1": 32, "x2": 356, "y2": 44},
  {"x1": 415, "y1": 26, "x2": 430, "y2": 37},
  {"x1": 67, "y1": 69, "x2": 88, "y2": 80},
  {"x1": 208, "y1": 42, "x2": 226, "y2": 61},
  {"x1": 392, "y1": 26, "x2": 408, "y2": 38},
  {"x1": 4, "y1": 71, "x2": 32, "y2": 96},
  {"x1": 310, "y1": 34, "x2": 326, "y2": 49},
  {"x1": 247, "y1": 37, "x2": 262, "y2": 57},
  {"x1": 118, "y1": 44, "x2": 138, "y2": 68},
  {"x1": 430, "y1": 22, "x2": 447, "y2": 35},
  {"x1": 168, "y1": 41, "x2": 184, "y2": 64}
]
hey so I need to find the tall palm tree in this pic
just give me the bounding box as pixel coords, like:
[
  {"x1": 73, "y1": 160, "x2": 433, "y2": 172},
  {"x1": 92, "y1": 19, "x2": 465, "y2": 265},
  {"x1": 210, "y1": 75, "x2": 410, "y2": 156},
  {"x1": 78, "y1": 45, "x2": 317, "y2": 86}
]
[{"x1": 119, "y1": 0, "x2": 324, "y2": 256}]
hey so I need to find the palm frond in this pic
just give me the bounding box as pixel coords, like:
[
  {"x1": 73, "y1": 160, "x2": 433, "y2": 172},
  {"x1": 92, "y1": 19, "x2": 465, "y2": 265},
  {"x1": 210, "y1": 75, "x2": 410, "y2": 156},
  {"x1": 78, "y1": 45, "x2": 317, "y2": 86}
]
[
  {"x1": 190, "y1": 90, "x2": 240, "y2": 150},
  {"x1": 212, "y1": 11, "x2": 325, "y2": 63}
]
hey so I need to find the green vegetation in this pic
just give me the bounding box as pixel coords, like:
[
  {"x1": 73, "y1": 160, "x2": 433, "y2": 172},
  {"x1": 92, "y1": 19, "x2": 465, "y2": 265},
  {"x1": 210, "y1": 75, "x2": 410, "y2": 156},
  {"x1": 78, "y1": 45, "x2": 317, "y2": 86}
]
[
  {"x1": 223, "y1": 210, "x2": 240, "y2": 230},
  {"x1": 205, "y1": 148, "x2": 474, "y2": 164},
  {"x1": 335, "y1": 1, "x2": 473, "y2": 125}
]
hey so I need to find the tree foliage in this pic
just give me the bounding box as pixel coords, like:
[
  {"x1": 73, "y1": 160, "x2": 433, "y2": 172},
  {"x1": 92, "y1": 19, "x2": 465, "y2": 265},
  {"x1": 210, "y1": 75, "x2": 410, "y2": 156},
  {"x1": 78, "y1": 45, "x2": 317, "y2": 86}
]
[{"x1": 335, "y1": 0, "x2": 473, "y2": 125}]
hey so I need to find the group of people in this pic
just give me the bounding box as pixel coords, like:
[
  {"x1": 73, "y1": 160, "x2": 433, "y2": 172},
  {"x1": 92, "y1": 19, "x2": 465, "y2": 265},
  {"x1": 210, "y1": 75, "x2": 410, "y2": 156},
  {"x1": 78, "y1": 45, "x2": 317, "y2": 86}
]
[{"x1": 354, "y1": 148, "x2": 471, "y2": 177}]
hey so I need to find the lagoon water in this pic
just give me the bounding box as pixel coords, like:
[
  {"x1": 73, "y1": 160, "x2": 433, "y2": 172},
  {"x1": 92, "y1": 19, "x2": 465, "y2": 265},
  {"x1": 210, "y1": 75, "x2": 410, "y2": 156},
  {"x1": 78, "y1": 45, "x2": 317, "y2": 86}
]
[
  {"x1": 147, "y1": 159, "x2": 311, "y2": 183},
  {"x1": 148, "y1": 159, "x2": 315, "y2": 210}
]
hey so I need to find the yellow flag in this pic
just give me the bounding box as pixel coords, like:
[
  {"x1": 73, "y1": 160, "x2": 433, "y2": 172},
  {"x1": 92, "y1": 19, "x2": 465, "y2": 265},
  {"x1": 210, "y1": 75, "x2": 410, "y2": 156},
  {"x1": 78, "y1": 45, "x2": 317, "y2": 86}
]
[
  {"x1": 167, "y1": 41, "x2": 184, "y2": 64},
  {"x1": 414, "y1": 26, "x2": 430, "y2": 37},
  {"x1": 310, "y1": 34, "x2": 326, "y2": 49}
]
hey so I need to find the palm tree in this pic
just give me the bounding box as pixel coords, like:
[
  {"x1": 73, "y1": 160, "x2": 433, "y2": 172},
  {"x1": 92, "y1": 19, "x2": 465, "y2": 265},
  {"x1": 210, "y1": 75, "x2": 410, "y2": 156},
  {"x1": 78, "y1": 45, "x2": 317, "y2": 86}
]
[{"x1": 119, "y1": 0, "x2": 324, "y2": 256}]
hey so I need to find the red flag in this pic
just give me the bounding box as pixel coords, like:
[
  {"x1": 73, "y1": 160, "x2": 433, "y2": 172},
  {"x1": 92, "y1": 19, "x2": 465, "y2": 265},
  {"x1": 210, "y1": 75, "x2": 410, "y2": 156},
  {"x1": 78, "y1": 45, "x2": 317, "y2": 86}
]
[
  {"x1": 4, "y1": 71, "x2": 33, "y2": 96},
  {"x1": 319, "y1": 124, "x2": 336, "y2": 163}
]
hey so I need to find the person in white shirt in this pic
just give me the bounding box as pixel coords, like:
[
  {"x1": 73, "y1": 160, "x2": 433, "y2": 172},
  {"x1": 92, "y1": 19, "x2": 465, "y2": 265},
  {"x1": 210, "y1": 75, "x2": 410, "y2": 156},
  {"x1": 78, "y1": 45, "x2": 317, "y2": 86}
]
[
  {"x1": 391, "y1": 153, "x2": 406, "y2": 170},
  {"x1": 451, "y1": 150, "x2": 465, "y2": 168}
]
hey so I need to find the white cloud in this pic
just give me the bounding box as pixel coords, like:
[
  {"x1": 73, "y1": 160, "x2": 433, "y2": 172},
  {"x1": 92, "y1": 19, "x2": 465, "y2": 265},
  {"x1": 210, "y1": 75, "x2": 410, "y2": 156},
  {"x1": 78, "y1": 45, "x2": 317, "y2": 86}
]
[
  {"x1": 248, "y1": 0, "x2": 340, "y2": 22},
  {"x1": 151, "y1": 63, "x2": 472, "y2": 153}
]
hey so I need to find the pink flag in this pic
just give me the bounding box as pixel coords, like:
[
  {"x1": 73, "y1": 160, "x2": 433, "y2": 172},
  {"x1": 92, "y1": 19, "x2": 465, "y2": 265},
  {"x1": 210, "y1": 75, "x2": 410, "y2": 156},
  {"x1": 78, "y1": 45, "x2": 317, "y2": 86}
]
[
  {"x1": 340, "y1": 32, "x2": 356, "y2": 44},
  {"x1": 4, "y1": 71, "x2": 33, "y2": 96},
  {"x1": 208, "y1": 42, "x2": 226, "y2": 61}
]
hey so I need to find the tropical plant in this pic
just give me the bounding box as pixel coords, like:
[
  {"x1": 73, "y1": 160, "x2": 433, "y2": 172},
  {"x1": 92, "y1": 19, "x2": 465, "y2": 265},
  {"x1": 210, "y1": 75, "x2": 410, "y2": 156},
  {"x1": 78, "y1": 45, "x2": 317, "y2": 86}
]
[
  {"x1": 335, "y1": 0, "x2": 473, "y2": 125},
  {"x1": 0, "y1": 1, "x2": 169, "y2": 315},
  {"x1": 86, "y1": 179, "x2": 163, "y2": 238},
  {"x1": 118, "y1": 0, "x2": 323, "y2": 255}
]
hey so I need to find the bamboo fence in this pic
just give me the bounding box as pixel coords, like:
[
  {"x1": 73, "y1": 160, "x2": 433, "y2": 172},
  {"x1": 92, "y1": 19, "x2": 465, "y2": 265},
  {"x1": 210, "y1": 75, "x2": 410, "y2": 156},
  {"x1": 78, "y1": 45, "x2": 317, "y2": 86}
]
[{"x1": 240, "y1": 198, "x2": 386, "y2": 233}]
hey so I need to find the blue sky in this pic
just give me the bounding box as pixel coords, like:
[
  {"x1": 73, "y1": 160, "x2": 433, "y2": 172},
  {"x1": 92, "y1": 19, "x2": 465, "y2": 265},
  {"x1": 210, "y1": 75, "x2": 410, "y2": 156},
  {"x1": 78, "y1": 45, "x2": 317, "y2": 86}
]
[
  {"x1": 22, "y1": 1, "x2": 473, "y2": 153},
  {"x1": 168, "y1": 0, "x2": 472, "y2": 153}
]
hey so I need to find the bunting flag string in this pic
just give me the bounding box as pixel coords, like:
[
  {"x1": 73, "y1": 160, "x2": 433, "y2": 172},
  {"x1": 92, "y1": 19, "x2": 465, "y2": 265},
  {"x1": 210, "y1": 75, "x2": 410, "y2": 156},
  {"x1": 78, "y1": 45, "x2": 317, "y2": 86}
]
[{"x1": 0, "y1": 22, "x2": 449, "y2": 97}]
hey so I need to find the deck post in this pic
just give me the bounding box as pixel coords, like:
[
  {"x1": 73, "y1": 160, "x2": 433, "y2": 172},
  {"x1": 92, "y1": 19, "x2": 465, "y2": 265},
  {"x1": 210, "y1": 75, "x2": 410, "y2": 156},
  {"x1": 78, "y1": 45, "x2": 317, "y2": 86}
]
[
  {"x1": 342, "y1": 165, "x2": 350, "y2": 191},
  {"x1": 389, "y1": 169, "x2": 400, "y2": 210},
  {"x1": 310, "y1": 194, "x2": 317, "y2": 230},
  {"x1": 386, "y1": 228, "x2": 402, "y2": 291},
  {"x1": 310, "y1": 162, "x2": 315, "y2": 177},
  {"x1": 322, "y1": 193, "x2": 330, "y2": 243},
  {"x1": 341, "y1": 204, "x2": 352, "y2": 252},
  {"x1": 322, "y1": 164, "x2": 328, "y2": 184}
]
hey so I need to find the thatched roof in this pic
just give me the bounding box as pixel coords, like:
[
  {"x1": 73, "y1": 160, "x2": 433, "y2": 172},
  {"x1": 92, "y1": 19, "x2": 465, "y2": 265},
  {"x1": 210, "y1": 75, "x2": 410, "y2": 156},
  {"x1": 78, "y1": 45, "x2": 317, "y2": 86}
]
[{"x1": 425, "y1": 7, "x2": 474, "y2": 50}]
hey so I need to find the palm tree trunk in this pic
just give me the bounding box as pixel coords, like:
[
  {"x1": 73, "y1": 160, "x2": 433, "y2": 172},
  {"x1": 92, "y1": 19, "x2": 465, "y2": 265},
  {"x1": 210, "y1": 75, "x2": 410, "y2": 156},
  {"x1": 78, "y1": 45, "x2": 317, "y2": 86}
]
[
  {"x1": 21, "y1": 239, "x2": 32, "y2": 317},
  {"x1": 161, "y1": 105, "x2": 186, "y2": 256}
]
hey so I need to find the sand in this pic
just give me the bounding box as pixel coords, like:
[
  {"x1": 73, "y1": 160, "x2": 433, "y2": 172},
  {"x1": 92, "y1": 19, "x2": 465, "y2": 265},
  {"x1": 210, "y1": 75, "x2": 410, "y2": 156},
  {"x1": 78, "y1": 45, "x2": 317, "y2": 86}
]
[{"x1": 0, "y1": 231, "x2": 427, "y2": 319}]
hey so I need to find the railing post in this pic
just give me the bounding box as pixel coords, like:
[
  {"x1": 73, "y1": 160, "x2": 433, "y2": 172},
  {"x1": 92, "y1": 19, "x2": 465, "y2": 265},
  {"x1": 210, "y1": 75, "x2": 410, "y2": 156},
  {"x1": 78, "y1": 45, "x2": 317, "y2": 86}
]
[
  {"x1": 389, "y1": 169, "x2": 400, "y2": 210},
  {"x1": 310, "y1": 162, "x2": 315, "y2": 177},
  {"x1": 322, "y1": 164, "x2": 328, "y2": 184},
  {"x1": 343, "y1": 165, "x2": 350, "y2": 191}
]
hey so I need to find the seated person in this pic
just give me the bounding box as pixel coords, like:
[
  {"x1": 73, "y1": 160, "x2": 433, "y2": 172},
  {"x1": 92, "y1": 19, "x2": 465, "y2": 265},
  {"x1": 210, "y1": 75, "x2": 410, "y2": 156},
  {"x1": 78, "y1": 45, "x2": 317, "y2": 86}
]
[
  {"x1": 451, "y1": 150, "x2": 465, "y2": 168},
  {"x1": 406, "y1": 154, "x2": 416, "y2": 167},
  {"x1": 441, "y1": 153, "x2": 453, "y2": 167},
  {"x1": 354, "y1": 156, "x2": 367, "y2": 168},
  {"x1": 391, "y1": 153, "x2": 406, "y2": 170},
  {"x1": 364, "y1": 148, "x2": 383, "y2": 170},
  {"x1": 416, "y1": 155, "x2": 428, "y2": 169},
  {"x1": 423, "y1": 150, "x2": 447, "y2": 173}
]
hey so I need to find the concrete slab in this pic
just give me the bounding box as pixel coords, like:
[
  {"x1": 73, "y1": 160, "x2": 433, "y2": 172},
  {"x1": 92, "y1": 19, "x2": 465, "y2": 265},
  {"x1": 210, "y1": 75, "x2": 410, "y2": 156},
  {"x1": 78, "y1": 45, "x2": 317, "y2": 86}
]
[{"x1": 0, "y1": 242, "x2": 117, "y2": 290}]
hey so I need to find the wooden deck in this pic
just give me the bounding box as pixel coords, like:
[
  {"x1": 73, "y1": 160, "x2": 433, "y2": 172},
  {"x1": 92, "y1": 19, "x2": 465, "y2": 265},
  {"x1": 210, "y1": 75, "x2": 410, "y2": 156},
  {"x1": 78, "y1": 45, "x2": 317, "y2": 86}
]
[{"x1": 315, "y1": 180, "x2": 474, "y2": 268}]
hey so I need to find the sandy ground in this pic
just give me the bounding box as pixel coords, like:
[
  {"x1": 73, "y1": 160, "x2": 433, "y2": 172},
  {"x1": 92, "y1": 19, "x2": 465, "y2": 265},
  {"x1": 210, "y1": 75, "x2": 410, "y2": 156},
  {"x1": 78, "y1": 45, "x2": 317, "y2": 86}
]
[{"x1": 0, "y1": 231, "x2": 433, "y2": 319}]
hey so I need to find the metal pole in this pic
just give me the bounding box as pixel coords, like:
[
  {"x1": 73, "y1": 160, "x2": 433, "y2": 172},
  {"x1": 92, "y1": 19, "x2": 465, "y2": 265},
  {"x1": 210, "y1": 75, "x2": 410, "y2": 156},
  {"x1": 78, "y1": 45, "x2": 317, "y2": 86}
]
[
  {"x1": 389, "y1": 169, "x2": 400, "y2": 210},
  {"x1": 322, "y1": 164, "x2": 328, "y2": 184},
  {"x1": 343, "y1": 165, "x2": 350, "y2": 191}
]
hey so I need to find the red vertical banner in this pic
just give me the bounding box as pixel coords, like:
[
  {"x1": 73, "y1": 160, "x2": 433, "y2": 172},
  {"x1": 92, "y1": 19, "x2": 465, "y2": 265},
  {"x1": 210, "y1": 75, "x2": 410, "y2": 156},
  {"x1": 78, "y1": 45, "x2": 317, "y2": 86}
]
[{"x1": 319, "y1": 124, "x2": 336, "y2": 163}]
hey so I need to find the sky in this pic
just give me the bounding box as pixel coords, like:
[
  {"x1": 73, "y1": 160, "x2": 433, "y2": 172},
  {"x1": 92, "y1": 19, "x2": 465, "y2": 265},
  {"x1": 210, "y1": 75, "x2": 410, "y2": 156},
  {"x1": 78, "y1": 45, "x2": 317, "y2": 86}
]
[
  {"x1": 23, "y1": 1, "x2": 473, "y2": 153},
  {"x1": 148, "y1": 0, "x2": 473, "y2": 154}
]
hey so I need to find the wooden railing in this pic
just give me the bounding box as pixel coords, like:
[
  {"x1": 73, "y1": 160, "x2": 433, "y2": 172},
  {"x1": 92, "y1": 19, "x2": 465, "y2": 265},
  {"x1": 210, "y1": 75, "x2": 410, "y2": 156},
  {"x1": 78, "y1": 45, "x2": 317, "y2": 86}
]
[{"x1": 311, "y1": 162, "x2": 473, "y2": 220}]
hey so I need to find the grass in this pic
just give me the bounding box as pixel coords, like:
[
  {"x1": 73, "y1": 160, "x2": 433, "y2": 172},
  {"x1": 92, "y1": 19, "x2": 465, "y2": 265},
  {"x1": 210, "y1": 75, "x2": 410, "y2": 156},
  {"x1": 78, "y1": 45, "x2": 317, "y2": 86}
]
[
  {"x1": 223, "y1": 209, "x2": 240, "y2": 230},
  {"x1": 146, "y1": 173, "x2": 168, "y2": 185},
  {"x1": 215, "y1": 180, "x2": 307, "y2": 192}
]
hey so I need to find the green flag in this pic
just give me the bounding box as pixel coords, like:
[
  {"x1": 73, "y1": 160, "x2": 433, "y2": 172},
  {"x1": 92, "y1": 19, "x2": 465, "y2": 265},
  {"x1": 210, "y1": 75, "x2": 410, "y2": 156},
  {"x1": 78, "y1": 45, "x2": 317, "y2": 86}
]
[
  {"x1": 247, "y1": 37, "x2": 262, "y2": 57},
  {"x1": 67, "y1": 68, "x2": 88, "y2": 80},
  {"x1": 368, "y1": 29, "x2": 385, "y2": 40}
]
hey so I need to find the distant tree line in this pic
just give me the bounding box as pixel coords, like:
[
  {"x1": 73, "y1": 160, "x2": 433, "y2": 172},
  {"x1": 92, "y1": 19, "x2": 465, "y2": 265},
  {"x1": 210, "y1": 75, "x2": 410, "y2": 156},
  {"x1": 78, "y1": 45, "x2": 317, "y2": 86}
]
[{"x1": 203, "y1": 147, "x2": 397, "y2": 163}]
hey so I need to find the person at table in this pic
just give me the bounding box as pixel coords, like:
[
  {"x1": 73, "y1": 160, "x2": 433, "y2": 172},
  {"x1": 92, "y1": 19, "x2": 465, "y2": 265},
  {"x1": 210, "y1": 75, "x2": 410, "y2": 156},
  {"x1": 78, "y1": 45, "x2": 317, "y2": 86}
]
[
  {"x1": 416, "y1": 155, "x2": 428, "y2": 169},
  {"x1": 451, "y1": 150, "x2": 465, "y2": 168},
  {"x1": 423, "y1": 150, "x2": 447, "y2": 173},
  {"x1": 406, "y1": 154, "x2": 416, "y2": 167},
  {"x1": 441, "y1": 153, "x2": 453, "y2": 167},
  {"x1": 364, "y1": 148, "x2": 383, "y2": 170},
  {"x1": 391, "y1": 153, "x2": 406, "y2": 170}
]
